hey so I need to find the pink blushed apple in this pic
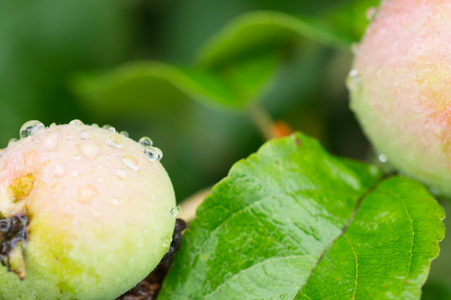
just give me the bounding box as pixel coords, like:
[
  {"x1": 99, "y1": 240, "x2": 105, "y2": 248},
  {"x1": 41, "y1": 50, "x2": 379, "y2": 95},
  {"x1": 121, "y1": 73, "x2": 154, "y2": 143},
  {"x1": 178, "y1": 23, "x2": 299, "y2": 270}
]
[
  {"x1": 0, "y1": 121, "x2": 177, "y2": 299},
  {"x1": 349, "y1": 0, "x2": 451, "y2": 197}
]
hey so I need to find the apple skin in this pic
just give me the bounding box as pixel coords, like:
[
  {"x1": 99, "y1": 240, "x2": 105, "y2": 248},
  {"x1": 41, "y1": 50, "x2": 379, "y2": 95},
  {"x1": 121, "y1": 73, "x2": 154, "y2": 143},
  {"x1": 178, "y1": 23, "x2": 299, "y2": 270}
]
[
  {"x1": 0, "y1": 123, "x2": 176, "y2": 299},
  {"x1": 349, "y1": 0, "x2": 451, "y2": 197}
]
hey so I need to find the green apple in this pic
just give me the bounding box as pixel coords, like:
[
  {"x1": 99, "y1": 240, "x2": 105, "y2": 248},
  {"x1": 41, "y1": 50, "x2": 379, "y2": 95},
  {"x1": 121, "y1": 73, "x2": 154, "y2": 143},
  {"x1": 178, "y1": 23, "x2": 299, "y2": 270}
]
[
  {"x1": 0, "y1": 121, "x2": 177, "y2": 299},
  {"x1": 349, "y1": 0, "x2": 451, "y2": 197}
]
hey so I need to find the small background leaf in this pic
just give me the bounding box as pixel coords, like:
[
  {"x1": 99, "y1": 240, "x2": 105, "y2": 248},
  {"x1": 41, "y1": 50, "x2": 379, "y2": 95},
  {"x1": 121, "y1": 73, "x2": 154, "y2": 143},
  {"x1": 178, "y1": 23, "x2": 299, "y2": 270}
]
[
  {"x1": 72, "y1": 0, "x2": 379, "y2": 112},
  {"x1": 74, "y1": 51, "x2": 280, "y2": 113},
  {"x1": 159, "y1": 133, "x2": 445, "y2": 299}
]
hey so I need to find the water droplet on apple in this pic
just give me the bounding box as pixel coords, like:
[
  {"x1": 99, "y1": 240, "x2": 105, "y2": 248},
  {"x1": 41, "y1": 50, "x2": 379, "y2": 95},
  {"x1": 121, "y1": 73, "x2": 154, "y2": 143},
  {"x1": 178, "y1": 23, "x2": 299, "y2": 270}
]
[
  {"x1": 116, "y1": 169, "x2": 126, "y2": 179},
  {"x1": 121, "y1": 156, "x2": 139, "y2": 171},
  {"x1": 107, "y1": 134, "x2": 123, "y2": 148},
  {"x1": 378, "y1": 154, "x2": 388, "y2": 163},
  {"x1": 54, "y1": 164, "x2": 65, "y2": 178},
  {"x1": 139, "y1": 137, "x2": 153, "y2": 147},
  {"x1": 79, "y1": 131, "x2": 90, "y2": 140},
  {"x1": 44, "y1": 133, "x2": 59, "y2": 152},
  {"x1": 103, "y1": 124, "x2": 116, "y2": 133},
  {"x1": 170, "y1": 205, "x2": 181, "y2": 218},
  {"x1": 365, "y1": 6, "x2": 378, "y2": 22},
  {"x1": 20, "y1": 120, "x2": 45, "y2": 138},
  {"x1": 69, "y1": 119, "x2": 84, "y2": 126},
  {"x1": 78, "y1": 144, "x2": 100, "y2": 160},
  {"x1": 346, "y1": 69, "x2": 362, "y2": 92},
  {"x1": 78, "y1": 185, "x2": 99, "y2": 203}
]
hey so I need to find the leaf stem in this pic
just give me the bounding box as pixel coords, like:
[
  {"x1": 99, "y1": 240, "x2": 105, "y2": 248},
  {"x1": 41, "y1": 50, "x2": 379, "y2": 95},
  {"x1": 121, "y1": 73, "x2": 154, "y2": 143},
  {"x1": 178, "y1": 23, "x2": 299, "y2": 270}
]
[{"x1": 248, "y1": 103, "x2": 276, "y2": 141}]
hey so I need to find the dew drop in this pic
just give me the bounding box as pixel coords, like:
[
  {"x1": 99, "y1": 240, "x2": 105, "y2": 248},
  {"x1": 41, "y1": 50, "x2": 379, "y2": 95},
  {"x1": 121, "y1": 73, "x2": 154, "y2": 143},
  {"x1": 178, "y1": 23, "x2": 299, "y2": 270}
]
[
  {"x1": 103, "y1": 124, "x2": 116, "y2": 133},
  {"x1": 8, "y1": 138, "x2": 17, "y2": 145},
  {"x1": 121, "y1": 156, "x2": 139, "y2": 171},
  {"x1": 106, "y1": 133, "x2": 123, "y2": 148},
  {"x1": 143, "y1": 147, "x2": 157, "y2": 161},
  {"x1": 154, "y1": 147, "x2": 163, "y2": 160},
  {"x1": 378, "y1": 154, "x2": 388, "y2": 163},
  {"x1": 161, "y1": 205, "x2": 169, "y2": 217},
  {"x1": 144, "y1": 146, "x2": 162, "y2": 161},
  {"x1": 54, "y1": 164, "x2": 65, "y2": 178},
  {"x1": 111, "y1": 198, "x2": 120, "y2": 206},
  {"x1": 116, "y1": 169, "x2": 126, "y2": 179},
  {"x1": 78, "y1": 144, "x2": 100, "y2": 160},
  {"x1": 170, "y1": 205, "x2": 181, "y2": 218},
  {"x1": 79, "y1": 130, "x2": 90, "y2": 140},
  {"x1": 65, "y1": 135, "x2": 73, "y2": 140},
  {"x1": 139, "y1": 137, "x2": 153, "y2": 147},
  {"x1": 120, "y1": 131, "x2": 129, "y2": 137},
  {"x1": 346, "y1": 69, "x2": 362, "y2": 92},
  {"x1": 78, "y1": 185, "x2": 98, "y2": 203},
  {"x1": 69, "y1": 119, "x2": 84, "y2": 126},
  {"x1": 73, "y1": 155, "x2": 81, "y2": 162},
  {"x1": 20, "y1": 120, "x2": 45, "y2": 138},
  {"x1": 350, "y1": 43, "x2": 359, "y2": 55},
  {"x1": 162, "y1": 238, "x2": 172, "y2": 248},
  {"x1": 91, "y1": 123, "x2": 99, "y2": 128},
  {"x1": 365, "y1": 6, "x2": 378, "y2": 22},
  {"x1": 49, "y1": 123, "x2": 57, "y2": 128},
  {"x1": 44, "y1": 133, "x2": 59, "y2": 152}
]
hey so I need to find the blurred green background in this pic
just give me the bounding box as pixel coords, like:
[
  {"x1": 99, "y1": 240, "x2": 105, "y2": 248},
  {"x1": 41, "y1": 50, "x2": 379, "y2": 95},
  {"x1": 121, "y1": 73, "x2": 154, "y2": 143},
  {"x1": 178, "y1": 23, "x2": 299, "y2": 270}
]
[{"x1": 0, "y1": 0, "x2": 449, "y2": 298}]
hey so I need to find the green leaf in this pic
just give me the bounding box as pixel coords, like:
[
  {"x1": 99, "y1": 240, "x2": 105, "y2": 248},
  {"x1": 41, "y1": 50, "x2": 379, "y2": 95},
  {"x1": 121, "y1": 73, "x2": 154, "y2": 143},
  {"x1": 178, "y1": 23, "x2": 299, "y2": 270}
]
[
  {"x1": 159, "y1": 133, "x2": 445, "y2": 300},
  {"x1": 196, "y1": 1, "x2": 380, "y2": 68},
  {"x1": 73, "y1": 52, "x2": 279, "y2": 113},
  {"x1": 73, "y1": 61, "x2": 239, "y2": 114},
  {"x1": 197, "y1": 11, "x2": 349, "y2": 68}
]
